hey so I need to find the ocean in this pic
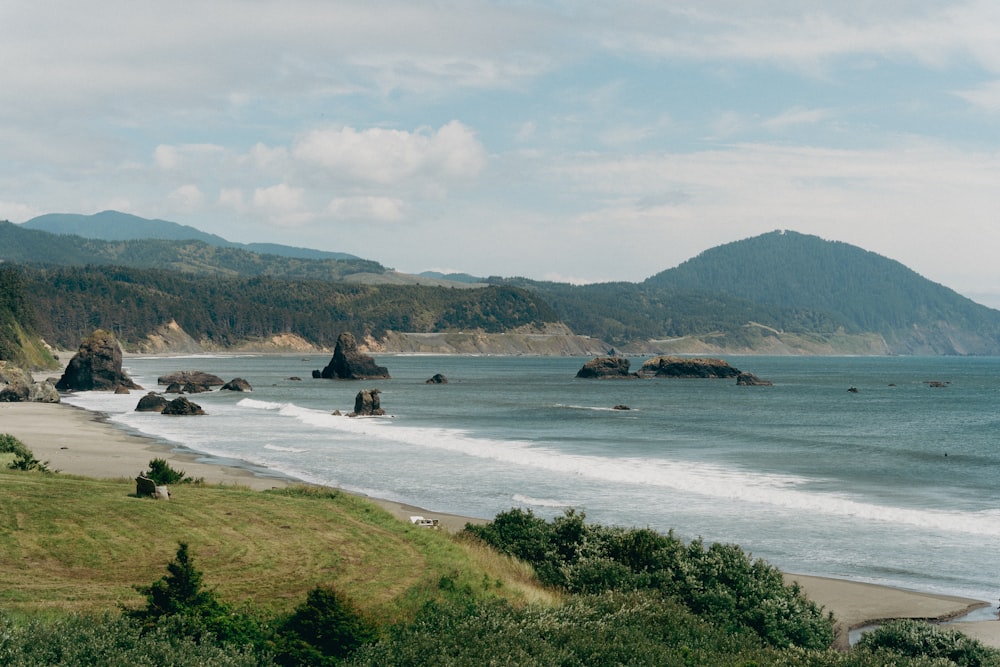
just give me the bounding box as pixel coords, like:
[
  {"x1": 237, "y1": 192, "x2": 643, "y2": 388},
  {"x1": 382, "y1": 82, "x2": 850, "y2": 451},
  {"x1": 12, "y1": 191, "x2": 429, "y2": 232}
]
[{"x1": 63, "y1": 353, "x2": 1000, "y2": 609}]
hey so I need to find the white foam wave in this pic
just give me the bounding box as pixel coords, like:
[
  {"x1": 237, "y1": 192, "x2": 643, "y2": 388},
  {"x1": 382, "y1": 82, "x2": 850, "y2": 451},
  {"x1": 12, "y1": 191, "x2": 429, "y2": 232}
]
[
  {"x1": 512, "y1": 494, "x2": 572, "y2": 508},
  {"x1": 263, "y1": 444, "x2": 309, "y2": 454},
  {"x1": 304, "y1": 413, "x2": 1000, "y2": 538},
  {"x1": 553, "y1": 403, "x2": 635, "y2": 412}
]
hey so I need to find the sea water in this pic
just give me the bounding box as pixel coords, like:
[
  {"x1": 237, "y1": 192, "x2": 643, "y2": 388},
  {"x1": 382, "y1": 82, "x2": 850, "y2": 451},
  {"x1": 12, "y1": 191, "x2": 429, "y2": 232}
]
[{"x1": 63, "y1": 354, "x2": 1000, "y2": 607}]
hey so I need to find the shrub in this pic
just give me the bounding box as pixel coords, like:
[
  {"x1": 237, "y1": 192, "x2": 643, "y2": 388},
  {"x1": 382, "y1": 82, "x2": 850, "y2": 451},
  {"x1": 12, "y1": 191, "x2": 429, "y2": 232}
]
[
  {"x1": 142, "y1": 458, "x2": 192, "y2": 485},
  {"x1": 854, "y1": 619, "x2": 1000, "y2": 666},
  {"x1": 0, "y1": 433, "x2": 31, "y2": 458},
  {"x1": 273, "y1": 586, "x2": 377, "y2": 666},
  {"x1": 464, "y1": 508, "x2": 835, "y2": 650},
  {"x1": 130, "y1": 542, "x2": 265, "y2": 648}
]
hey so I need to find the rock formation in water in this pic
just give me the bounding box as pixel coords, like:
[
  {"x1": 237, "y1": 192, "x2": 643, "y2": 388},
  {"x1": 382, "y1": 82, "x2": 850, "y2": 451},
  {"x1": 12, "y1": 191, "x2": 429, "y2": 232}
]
[
  {"x1": 575, "y1": 356, "x2": 636, "y2": 379},
  {"x1": 315, "y1": 332, "x2": 390, "y2": 380},
  {"x1": 348, "y1": 388, "x2": 385, "y2": 417},
  {"x1": 638, "y1": 355, "x2": 742, "y2": 379}
]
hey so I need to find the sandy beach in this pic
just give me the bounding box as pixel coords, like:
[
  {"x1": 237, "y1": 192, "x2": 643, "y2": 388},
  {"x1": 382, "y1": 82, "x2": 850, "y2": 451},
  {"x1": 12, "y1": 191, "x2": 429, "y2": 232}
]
[{"x1": 2, "y1": 399, "x2": 998, "y2": 648}]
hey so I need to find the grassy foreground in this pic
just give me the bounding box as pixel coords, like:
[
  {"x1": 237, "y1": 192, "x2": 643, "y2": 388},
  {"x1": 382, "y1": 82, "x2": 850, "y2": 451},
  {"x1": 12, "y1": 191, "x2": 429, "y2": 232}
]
[{"x1": 0, "y1": 469, "x2": 548, "y2": 621}]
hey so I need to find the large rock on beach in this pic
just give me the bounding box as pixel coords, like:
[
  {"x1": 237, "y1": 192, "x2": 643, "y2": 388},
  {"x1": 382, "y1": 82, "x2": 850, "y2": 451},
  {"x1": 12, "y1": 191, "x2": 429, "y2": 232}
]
[
  {"x1": 0, "y1": 362, "x2": 60, "y2": 403},
  {"x1": 316, "y1": 332, "x2": 390, "y2": 380},
  {"x1": 161, "y1": 396, "x2": 206, "y2": 416},
  {"x1": 55, "y1": 329, "x2": 141, "y2": 392},
  {"x1": 348, "y1": 388, "x2": 385, "y2": 417},
  {"x1": 576, "y1": 356, "x2": 636, "y2": 379},
  {"x1": 639, "y1": 355, "x2": 742, "y2": 379}
]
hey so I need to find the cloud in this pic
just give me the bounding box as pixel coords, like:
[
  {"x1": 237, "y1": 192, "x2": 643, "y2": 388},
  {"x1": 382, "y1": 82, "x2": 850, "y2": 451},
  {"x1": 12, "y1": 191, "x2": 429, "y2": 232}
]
[
  {"x1": 251, "y1": 184, "x2": 310, "y2": 226},
  {"x1": 168, "y1": 184, "x2": 204, "y2": 211},
  {"x1": 293, "y1": 121, "x2": 487, "y2": 185},
  {"x1": 954, "y1": 80, "x2": 1000, "y2": 112},
  {"x1": 761, "y1": 107, "x2": 833, "y2": 131},
  {"x1": 327, "y1": 196, "x2": 405, "y2": 222}
]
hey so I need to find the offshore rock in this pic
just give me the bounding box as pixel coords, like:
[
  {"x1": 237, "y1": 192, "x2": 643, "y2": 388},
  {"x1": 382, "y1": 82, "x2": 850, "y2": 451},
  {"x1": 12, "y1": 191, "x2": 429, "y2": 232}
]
[
  {"x1": 575, "y1": 356, "x2": 636, "y2": 379},
  {"x1": 55, "y1": 329, "x2": 141, "y2": 392},
  {"x1": 220, "y1": 377, "x2": 253, "y2": 392},
  {"x1": 161, "y1": 396, "x2": 206, "y2": 416},
  {"x1": 736, "y1": 372, "x2": 773, "y2": 386},
  {"x1": 135, "y1": 392, "x2": 170, "y2": 413},
  {"x1": 157, "y1": 370, "x2": 225, "y2": 387},
  {"x1": 639, "y1": 355, "x2": 742, "y2": 379},
  {"x1": 316, "y1": 332, "x2": 390, "y2": 380},
  {"x1": 425, "y1": 373, "x2": 448, "y2": 384},
  {"x1": 348, "y1": 388, "x2": 385, "y2": 417}
]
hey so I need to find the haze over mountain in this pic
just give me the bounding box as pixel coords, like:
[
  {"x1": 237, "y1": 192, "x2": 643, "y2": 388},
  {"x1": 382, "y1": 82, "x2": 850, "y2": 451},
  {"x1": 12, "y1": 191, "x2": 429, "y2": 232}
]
[
  {"x1": 22, "y1": 211, "x2": 361, "y2": 262},
  {"x1": 3, "y1": 213, "x2": 999, "y2": 357}
]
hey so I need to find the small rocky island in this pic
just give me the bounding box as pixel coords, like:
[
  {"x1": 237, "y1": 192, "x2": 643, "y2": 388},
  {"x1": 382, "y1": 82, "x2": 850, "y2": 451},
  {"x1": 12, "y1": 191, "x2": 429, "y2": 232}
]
[
  {"x1": 576, "y1": 355, "x2": 772, "y2": 385},
  {"x1": 313, "y1": 332, "x2": 390, "y2": 380}
]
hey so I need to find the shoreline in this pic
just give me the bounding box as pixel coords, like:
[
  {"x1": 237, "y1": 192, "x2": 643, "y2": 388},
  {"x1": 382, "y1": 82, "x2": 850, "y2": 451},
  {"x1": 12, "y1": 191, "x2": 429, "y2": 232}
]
[{"x1": 2, "y1": 399, "x2": 998, "y2": 647}]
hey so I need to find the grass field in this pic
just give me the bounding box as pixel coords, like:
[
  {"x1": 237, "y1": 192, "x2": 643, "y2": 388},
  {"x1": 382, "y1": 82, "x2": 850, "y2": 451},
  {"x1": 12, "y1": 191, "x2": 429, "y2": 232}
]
[{"x1": 0, "y1": 469, "x2": 552, "y2": 621}]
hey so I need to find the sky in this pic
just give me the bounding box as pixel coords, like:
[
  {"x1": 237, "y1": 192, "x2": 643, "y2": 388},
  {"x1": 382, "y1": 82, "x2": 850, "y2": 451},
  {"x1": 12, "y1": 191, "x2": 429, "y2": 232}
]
[{"x1": 2, "y1": 2, "x2": 1000, "y2": 308}]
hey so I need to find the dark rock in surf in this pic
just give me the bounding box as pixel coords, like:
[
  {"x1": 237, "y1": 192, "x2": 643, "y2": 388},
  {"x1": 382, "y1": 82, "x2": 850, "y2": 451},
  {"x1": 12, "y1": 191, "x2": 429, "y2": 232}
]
[
  {"x1": 425, "y1": 373, "x2": 448, "y2": 384},
  {"x1": 161, "y1": 396, "x2": 206, "y2": 416},
  {"x1": 157, "y1": 370, "x2": 225, "y2": 387},
  {"x1": 221, "y1": 377, "x2": 253, "y2": 392},
  {"x1": 348, "y1": 388, "x2": 385, "y2": 417},
  {"x1": 135, "y1": 392, "x2": 170, "y2": 413}
]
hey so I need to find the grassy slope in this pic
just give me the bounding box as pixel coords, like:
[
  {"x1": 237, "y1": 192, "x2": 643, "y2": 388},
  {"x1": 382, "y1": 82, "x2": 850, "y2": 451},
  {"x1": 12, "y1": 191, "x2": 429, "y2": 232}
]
[{"x1": 0, "y1": 471, "x2": 551, "y2": 620}]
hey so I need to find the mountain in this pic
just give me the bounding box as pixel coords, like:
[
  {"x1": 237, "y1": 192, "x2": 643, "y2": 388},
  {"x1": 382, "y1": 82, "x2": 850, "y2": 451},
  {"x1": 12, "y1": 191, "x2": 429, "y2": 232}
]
[
  {"x1": 21, "y1": 210, "x2": 361, "y2": 261},
  {"x1": 642, "y1": 230, "x2": 1000, "y2": 355},
  {"x1": 0, "y1": 220, "x2": 385, "y2": 282}
]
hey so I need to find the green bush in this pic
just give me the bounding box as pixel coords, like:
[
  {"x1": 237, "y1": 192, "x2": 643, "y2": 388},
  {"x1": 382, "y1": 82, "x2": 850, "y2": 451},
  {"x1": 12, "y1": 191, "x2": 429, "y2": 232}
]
[
  {"x1": 130, "y1": 542, "x2": 266, "y2": 648},
  {"x1": 854, "y1": 619, "x2": 1000, "y2": 666},
  {"x1": 464, "y1": 508, "x2": 835, "y2": 650},
  {"x1": 0, "y1": 433, "x2": 31, "y2": 458},
  {"x1": 142, "y1": 458, "x2": 192, "y2": 485},
  {"x1": 273, "y1": 586, "x2": 377, "y2": 666},
  {"x1": 0, "y1": 611, "x2": 269, "y2": 667}
]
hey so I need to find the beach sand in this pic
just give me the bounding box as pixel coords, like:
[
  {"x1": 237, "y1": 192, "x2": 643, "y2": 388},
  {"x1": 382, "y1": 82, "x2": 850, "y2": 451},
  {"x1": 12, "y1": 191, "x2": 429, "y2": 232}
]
[{"x1": 2, "y1": 399, "x2": 998, "y2": 648}]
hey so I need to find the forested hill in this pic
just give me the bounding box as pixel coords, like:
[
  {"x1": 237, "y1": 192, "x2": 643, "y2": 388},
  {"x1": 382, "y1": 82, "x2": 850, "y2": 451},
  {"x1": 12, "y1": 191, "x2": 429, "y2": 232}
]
[
  {"x1": 22, "y1": 210, "x2": 361, "y2": 261},
  {"x1": 641, "y1": 230, "x2": 1000, "y2": 353},
  {"x1": 0, "y1": 221, "x2": 384, "y2": 282}
]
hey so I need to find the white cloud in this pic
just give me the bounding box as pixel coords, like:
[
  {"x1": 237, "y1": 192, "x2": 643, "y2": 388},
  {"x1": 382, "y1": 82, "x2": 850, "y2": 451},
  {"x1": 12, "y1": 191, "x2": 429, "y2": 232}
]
[
  {"x1": 954, "y1": 80, "x2": 1000, "y2": 112},
  {"x1": 0, "y1": 201, "x2": 42, "y2": 223},
  {"x1": 761, "y1": 107, "x2": 833, "y2": 131},
  {"x1": 252, "y1": 184, "x2": 310, "y2": 226},
  {"x1": 293, "y1": 121, "x2": 486, "y2": 185},
  {"x1": 327, "y1": 196, "x2": 405, "y2": 222},
  {"x1": 169, "y1": 184, "x2": 204, "y2": 211}
]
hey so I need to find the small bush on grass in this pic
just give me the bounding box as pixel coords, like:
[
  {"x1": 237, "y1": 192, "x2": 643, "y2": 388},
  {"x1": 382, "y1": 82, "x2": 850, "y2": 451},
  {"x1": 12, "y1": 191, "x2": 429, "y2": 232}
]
[
  {"x1": 1, "y1": 433, "x2": 52, "y2": 472},
  {"x1": 142, "y1": 458, "x2": 192, "y2": 485},
  {"x1": 0, "y1": 433, "x2": 31, "y2": 458}
]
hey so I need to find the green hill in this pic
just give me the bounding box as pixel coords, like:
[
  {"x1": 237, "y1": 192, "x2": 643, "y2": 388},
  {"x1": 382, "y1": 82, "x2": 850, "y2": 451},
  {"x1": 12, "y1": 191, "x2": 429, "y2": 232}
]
[
  {"x1": 22, "y1": 210, "x2": 362, "y2": 261},
  {"x1": 644, "y1": 230, "x2": 1000, "y2": 354}
]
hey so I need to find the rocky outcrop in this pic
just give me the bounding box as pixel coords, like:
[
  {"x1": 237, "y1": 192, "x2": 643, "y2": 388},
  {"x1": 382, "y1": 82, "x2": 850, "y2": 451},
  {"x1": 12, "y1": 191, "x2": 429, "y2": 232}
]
[
  {"x1": 425, "y1": 373, "x2": 448, "y2": 384},
  {"x1": 316, "y1": 333, "x2": 390, "y2": 380},
  {"x1": 161, "y1": 396, "x2": 206, "y2": 415},
  {"x1": 55, "y1": 329, "x2": 141, "y2": 392},
  {"x1": 220, "y1": 378, "x2": 253, "y2": 392},
  {"x1": 576, "y1": 356, "x2": 636, "y2": 379},
  {"x1": 348, "y1": 388, "x2": 385, "y2": 417},
  {"x1": 639, "y1": 356, "x2": 742, "y2": 379},
  {"x1": 0, "y1": 362, "x2": 59, "y2": 402},
  {"x1": 135, "y1": 392, "x2": 170, "y2": 412},
  {"x1": 736, "y1": 372, "x2": 773, "y2": 386},
  {"x1": 157, "y1": 371, "x2": 225, "y2": 387}
]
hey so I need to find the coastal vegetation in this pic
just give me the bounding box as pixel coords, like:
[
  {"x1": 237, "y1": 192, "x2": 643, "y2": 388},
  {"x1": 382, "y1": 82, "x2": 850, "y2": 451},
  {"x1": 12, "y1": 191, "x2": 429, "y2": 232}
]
[
  {"x1": 2, "y1": 465, "x2": 997, "y2": 665},
  {"x1": 2, "y1": 219, "x2": 1000, "y2": 358}
]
